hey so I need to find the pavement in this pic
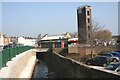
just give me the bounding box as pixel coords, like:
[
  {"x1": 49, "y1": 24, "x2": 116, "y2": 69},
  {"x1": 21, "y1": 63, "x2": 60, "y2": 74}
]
[{"x1": 19, "y1": 55, "x2": 36, "y2": 78}]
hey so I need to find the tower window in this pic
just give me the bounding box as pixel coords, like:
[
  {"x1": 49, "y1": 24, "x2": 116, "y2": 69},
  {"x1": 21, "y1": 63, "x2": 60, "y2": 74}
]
[
  {"x1": 88, "y1": 26, "x2": 90, "y2": 30},
  {"x1": 88, "y1": 34, "x2": 91, "y2": 38},
  {"x1": 88, "y1": 18, "x2": 90, "y2": 23},
  {"x1": 87, "y1": 11, "x2": 90, "y2": 15}
]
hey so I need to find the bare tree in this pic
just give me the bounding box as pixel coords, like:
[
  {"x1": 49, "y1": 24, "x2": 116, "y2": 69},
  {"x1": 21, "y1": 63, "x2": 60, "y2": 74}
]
[
  {"x1": 37, "y1": 34, "x2": 42, "y2": 42},
  {"x1": 91, "y1": 20, "x2": 105, "y2": 40},
  {"x1": 70, "y1": 32, "x2": 78, "y2": 38},
  {"x1": 89, "y1": 20, "x2": 110, "y2": 58}
]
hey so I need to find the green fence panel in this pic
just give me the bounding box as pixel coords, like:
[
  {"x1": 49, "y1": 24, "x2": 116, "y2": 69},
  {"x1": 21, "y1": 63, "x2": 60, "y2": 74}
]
[
  {"x1": 13, "y1": 47, "x2": 16, "y2": 57},
  {"x1": 22, "y1": 47, "x2": 25, "y2": 52},
  {"x1": 10, "y1": 48, "x2": 14, "y2": 59},
  {"x1": 24, "y1": 47, "x2": 26, "y2": 51},
  {"x1": 20, "y1": 47, "x2": 23, "y2": 53},
  {"x1": 7, "y1": 49, "x2": 10, "y2": 61},
  {"x1": 2, "y1": 51, "x2": 5, "y2": 67},
  {"x1": 0, "y1": 52, "x2": 2, "y2": 69},
  {"x1": 20, "y1": 47, "x2": 22, "y2": 53},
  {"x1": 17, "y1": 47, "x2": 19, "y2": 54},
  {"x1": 25, "y1": 47, "x2": 27, "y2": 51},
  {"x1": 6, "y1": 49, "x2": 9, "y2": 66},
  {"x1": 0, "y1": 46, "x2": 32, "y2": 70},
  {"x1": 1, "y1": 51, "x2": 4, "y2": 67},
  {"x1": 8, "y1": 49, "x2": 10, "y2": 61},
  {"x1": 14, "y1": 47, "x2": 18, "y2": 56},
  {"x1": 4, "y1": 49, "x2": 9, "y2": 63},
  {"x1": 9, "y1": 48, "x2": 12, "y2": 60},
  {"x1": 21, "y1": 47, "x2": 23, "y2": 52},
  {"x1": 17, "y1": 47, "x2": 21, "y2": 54},
  {"x1": 2, "y1": 50, "x2": 6, "y2": 67},
  {"x1": 17, "y1": 47, "x2": 20, "y2": 54},
  {"x1": 26, "y1": 46, "x2": 28, "y2": 51}
]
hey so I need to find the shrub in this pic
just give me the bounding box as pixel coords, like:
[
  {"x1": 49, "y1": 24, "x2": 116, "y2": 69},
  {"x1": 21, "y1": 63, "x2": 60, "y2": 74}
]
[
  {"x1": 100, "y1": 49, "x2": 111, "y2": 53},
  {"x1": 71, "y1": 57, "x2": 79, "y2": 61},
  {"x1": 80, "y1": 56, "x2": 87, "y2": 62}
]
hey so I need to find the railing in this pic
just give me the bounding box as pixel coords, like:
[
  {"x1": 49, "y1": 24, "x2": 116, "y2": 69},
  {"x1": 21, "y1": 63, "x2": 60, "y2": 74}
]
[{"x1": 0, "y1": 46, "x2": 33, "y2": 70}]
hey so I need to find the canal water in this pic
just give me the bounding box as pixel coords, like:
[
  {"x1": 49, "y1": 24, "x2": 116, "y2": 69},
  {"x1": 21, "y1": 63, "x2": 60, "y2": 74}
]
[{"x1": 32, "y1": 60, "x2": 57, "y2": 79}]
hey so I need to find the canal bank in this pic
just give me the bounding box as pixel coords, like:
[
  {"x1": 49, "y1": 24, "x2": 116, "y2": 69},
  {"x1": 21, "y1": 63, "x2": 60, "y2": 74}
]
[{"x1": 36, "y1": 51, "x2": 120, "y2": 78}]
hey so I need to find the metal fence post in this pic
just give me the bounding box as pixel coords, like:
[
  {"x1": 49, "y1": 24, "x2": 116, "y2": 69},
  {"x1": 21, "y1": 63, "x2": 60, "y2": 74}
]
[{"x1": 0, "y1": 52, "x2": 2, "y2": 70}]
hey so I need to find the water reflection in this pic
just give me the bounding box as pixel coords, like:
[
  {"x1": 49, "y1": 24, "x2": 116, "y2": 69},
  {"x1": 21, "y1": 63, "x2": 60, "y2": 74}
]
[{"x1": 32, "y1": 60, "x2": 56, "y2": 78}]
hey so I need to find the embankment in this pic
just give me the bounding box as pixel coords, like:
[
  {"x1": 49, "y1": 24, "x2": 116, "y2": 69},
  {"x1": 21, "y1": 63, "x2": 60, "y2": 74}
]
[{"x1": 37, "y1": 51, "x2": 120, "y2": 78}]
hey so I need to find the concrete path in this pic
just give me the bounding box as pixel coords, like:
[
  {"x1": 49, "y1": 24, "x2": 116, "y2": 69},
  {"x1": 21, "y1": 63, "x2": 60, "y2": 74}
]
[
  {"x1": 0, "y1": 49, "x2": 36, "y2": 78},
  {"x1": 19, "y1": 55, "x2": 36, "y2": 78}
]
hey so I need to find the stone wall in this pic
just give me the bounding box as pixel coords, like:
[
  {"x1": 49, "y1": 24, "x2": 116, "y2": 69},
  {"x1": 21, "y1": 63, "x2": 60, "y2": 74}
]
[
  {"x1": 37, "y1": 51, "x2": 120, "y2": 78},
  {"x1": 68, "y1": 45, "x2": 95, "y2": 57},
  {"x1": 68, "y1": 45, "x2": 118, "y2": 56},
  {"x1": 68, "y1": 45, "x2": 78, "y2": 53},
  {"x1": 52, "y1": 47, "x2": 68, "y2": 54}
]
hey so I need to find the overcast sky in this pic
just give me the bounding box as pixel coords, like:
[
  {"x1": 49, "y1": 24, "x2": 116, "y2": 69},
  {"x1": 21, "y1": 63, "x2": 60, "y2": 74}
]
[{"x1": 2, "y1": 2, "x2": 118, "y2": 37}]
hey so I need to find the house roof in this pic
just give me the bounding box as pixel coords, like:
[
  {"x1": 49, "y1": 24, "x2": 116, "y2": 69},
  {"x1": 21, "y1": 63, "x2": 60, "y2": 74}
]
[
  {"x1": 41, "y1": 32, "x2": 71, "y2": 41},
  {"x1": 41, "y1": 35, "x2": 64, "y2": 40}
]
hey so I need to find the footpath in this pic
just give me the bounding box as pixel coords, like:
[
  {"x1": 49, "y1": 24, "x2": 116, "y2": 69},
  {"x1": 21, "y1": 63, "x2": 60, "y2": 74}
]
[{"x1": 0, "y1": 49, "x2": 36, "y2": 78}]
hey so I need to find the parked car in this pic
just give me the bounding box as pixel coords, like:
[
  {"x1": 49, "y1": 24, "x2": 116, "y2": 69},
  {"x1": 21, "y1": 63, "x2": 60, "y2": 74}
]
[
  {"x1": 105, "y1": 63, "x2": 120, "y2": 72},
  {"x1": 86, "y1": 56, "x2": 111, "y2": 67},
  {"x1": 3, "y1": 43, "x2": 17, "y2": 50},
  {"x1": 3, "y1": 45, "x2": 13, "y2": 49},
  {"x1": 114, "y1": 50, "x2": 120, "y2": 53},
  {"x1": 98, "y1": 53, "x2": 119, "y2": 62},
  {"x1": 110, "y1": 52, "x2": 120, "y2": 58}
]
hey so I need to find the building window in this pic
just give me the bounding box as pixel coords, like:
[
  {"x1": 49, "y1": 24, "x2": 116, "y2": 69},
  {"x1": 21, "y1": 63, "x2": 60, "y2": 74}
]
[
  {"x1": 88, "y1": 18, "x2": 90, "y2": 23},
  {"x1": 88, "y1": 34, "x2": 91, "y2": 38},
  {"x1": 87, "y1": 11, "x2": 90, "y2": 15},
  {"x1": 88, "y1": 26, "x2": 90, "y2": 30}
]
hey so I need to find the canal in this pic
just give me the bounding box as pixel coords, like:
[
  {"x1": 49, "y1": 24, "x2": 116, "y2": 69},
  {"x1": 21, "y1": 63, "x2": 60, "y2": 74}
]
[{"x1": 32, "y1": 60, "x2": 57, "y2": 79}]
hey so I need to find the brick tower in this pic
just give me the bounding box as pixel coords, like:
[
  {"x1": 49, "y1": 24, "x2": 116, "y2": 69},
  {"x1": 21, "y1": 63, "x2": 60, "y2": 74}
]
[{"x1": 77, "y1": 5, "x2": 92, "y2": 44}]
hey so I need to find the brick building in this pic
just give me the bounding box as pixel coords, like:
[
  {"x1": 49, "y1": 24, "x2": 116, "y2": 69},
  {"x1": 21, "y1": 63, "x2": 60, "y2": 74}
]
[
  {"x1": 68, "y1": 5, "x2": 93, "y2": 57},
  {"x1": 77, "y1": 5, "x2": 92, "y2": 44}
]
